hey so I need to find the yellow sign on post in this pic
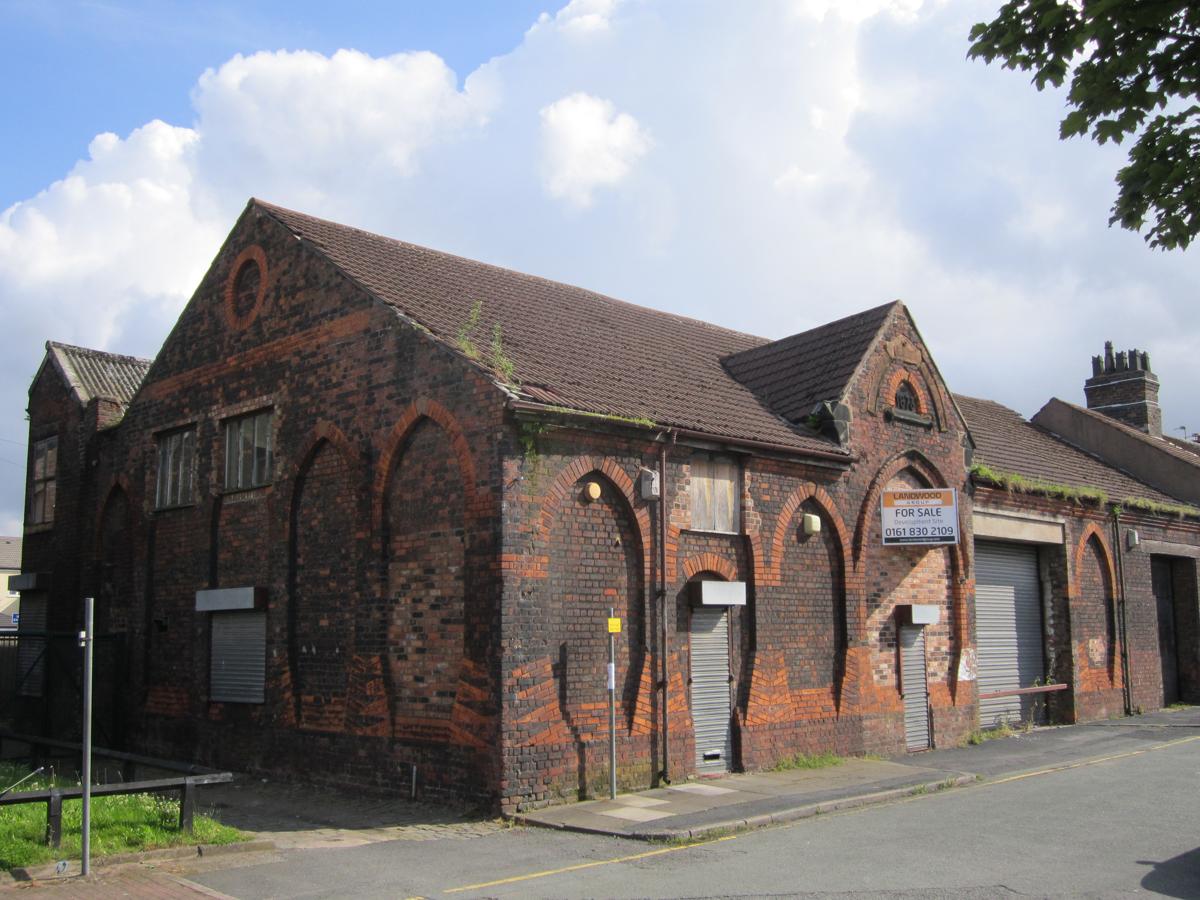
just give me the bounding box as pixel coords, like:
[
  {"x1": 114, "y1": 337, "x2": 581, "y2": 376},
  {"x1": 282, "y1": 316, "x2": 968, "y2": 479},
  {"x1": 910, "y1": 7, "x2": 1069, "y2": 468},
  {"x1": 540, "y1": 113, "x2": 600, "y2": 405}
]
[{"x1": 607, "y1": 617, "x2": 622, "y2": 634}]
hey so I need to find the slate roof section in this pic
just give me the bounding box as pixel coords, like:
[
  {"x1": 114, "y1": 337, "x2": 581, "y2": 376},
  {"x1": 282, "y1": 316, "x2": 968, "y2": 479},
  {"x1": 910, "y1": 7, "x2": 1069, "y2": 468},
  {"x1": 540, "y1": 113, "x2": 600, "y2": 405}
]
[
  {"x1": 722, "y1": 302, "x2": 897, "y2": 423},
  {"x1": 955, "y1": 394, "x2": 1187, "y2": 508},
  {"x1": 0, "y1": 537, "x2": 19, "y2": 571},
  {"x1": 1049, "y1": 400, "x2": 1200, "y2": 470},
  {"x1": 256, "y1": 200, "x2": 848, "y2": 458},
  {"x1": 45, "y1": 342, "x2": 152, "y2": 407}
]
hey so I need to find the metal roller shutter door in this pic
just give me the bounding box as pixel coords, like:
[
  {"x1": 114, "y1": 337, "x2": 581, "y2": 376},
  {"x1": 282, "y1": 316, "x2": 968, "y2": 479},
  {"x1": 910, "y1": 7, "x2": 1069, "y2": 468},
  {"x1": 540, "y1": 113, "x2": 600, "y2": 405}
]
[
  {"x1": 690, "y1": 605, "x2": 732, "y2": 773},
  {"x1": 210, "y1": 611, "x2": 266, "y2": 703},
  {"x1": 900, "y1": 625, "x2": 929, "y2": 751},
  {"x1": 16, "y1": 594, "x2": 46, "y2": 697},
  {"x1": 975, "y1": 541, "x2": 1045, "y2": 727}
]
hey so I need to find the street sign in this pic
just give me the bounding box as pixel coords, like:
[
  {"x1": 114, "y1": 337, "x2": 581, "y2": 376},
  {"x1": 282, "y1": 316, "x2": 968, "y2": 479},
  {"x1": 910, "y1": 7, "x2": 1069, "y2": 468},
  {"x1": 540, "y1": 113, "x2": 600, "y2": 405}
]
[{"x1": 881, "y1": 488, "x2": 959, "y2": 546}]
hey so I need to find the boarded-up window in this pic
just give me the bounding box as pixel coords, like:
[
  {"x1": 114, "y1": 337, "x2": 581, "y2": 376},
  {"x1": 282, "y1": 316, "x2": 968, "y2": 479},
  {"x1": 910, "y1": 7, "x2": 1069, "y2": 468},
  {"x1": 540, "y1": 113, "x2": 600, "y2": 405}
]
[
  {"x1": 690, "y1": 453, "x2": 739, "y2": 532},
  {"x1": 210, "y1": 611, "x2": 266, "y2": 703}
]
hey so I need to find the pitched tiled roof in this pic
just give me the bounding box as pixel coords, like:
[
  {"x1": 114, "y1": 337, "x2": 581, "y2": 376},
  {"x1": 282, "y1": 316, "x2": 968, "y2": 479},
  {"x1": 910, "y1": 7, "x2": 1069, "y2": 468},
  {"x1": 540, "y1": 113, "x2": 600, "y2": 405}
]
[
  {"x1": 46, "y1": 342, "x2": 151, "y2": 407},
  {"x1": 257, "y1": 200, "x2": 848, "y2": 458},
  {"x1": 0, "y1": 537, "x2": 19, "y2": 571},
  {"x1": 722, "y1": 302, "x2": 896, "y2": 423},
  {"x1": 1164, "y1": 435, "x2": 1200, "y2": 461},
  {"x1": 955, "y1": 394, "x2": 1188, "y2": 508}
]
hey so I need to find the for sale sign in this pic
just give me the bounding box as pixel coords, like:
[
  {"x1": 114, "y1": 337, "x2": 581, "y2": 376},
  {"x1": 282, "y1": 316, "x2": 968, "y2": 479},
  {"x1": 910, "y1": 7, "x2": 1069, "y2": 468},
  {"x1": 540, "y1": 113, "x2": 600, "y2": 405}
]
[{"x1": 881, "y1": 488, "x2": 959, "y2": 546}]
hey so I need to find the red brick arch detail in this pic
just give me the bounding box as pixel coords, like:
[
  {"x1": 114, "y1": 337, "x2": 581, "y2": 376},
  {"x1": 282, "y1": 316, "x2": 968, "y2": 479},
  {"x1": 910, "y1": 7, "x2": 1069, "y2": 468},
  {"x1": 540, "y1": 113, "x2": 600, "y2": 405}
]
[
  {"x1": 529, "y1": 455, "x2": 652, "y2": 585},
  {"x1": 852, "y1": 449, "x2": 949, "y2": 569},
  {"x1": 761, "y1": 483, "x2": 851, "y2": 589},
  {"x1": 371, "y1": 398, "x2": 480, "y2": 533},
  {"x1": 284, "y1": 422, "x2": 361, "y2": 543},
  {"x1": 852, "y1": 451, "x2": 968, "y2": 665},
  {"x1": 881, "y1": 367, "x2": 929, "y2": 415},
  {"x1": 1071, "y1": 522, "x2": 1120, "y2": 686},
  {"x1": 682, "y1": 553, "x2": 739, "y2": 581},
  {"x1": 1072, "y1": 522, "x2": 1117, "y2": 596}
]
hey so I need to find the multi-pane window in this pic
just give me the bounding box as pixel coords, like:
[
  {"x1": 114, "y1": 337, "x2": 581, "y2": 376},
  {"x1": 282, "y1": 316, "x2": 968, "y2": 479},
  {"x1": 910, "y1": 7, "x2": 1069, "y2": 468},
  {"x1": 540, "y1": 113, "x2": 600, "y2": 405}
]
[
  {"x1": 156, "y1": 428, "x2": 196, "y2": 508},
  {"x1": 224, "y1": 410, "x2": 273, "y2": 491},
  {"x1": 27, "y1": 436, "x2": 57, "y2": 525},
  {"x1": 690, "y1": 453, "x2": 740, "y2": 533}
]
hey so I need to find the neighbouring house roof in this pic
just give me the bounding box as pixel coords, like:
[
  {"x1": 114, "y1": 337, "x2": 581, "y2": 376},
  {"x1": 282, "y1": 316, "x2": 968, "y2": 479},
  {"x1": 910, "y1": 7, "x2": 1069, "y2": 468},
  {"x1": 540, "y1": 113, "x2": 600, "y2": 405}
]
[
  {"x1": 721, "y1": 302, "x2": 896, "y2": 425},
  {"x1": 257, "y1": 200, "x2": 853, "y2": 458},
  {"x1": 0, "y1": 536, "x2": 19, "y2": 571},
  {"x1": 41, "y1": 342, "x2": 152, "y2": 408},
  {"x1": 955, "y1": 394, "x2": 1194, "y2": 512},
  {"x1": 1038, "y1": 399, "x2": 1200, "y2": 470},
  {"x1": 1164, "y1": 435, "x2": 1200, "y2": 461}
]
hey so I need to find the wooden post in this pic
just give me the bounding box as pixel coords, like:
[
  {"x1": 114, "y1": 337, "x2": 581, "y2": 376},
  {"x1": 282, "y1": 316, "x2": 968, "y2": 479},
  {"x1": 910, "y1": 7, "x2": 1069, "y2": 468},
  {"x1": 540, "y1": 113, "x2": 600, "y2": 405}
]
[
  {"x1": 46, "y1": 790, "x2": 62, "y2": 847},
  {"x1": 179, "y1": 778, "x2": 195, "y2": 833}
]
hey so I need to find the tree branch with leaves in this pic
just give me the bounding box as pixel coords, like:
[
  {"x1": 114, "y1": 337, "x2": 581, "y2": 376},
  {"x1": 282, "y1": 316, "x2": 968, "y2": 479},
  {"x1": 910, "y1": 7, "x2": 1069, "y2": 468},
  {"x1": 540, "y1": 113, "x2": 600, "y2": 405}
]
[{"x1": 969, "y1": 0, "x2": 1200, "y2": 250}]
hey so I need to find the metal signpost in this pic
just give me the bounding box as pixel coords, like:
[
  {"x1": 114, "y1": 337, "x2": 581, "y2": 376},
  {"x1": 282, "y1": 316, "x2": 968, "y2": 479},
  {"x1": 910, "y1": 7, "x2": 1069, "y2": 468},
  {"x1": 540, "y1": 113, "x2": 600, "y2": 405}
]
[
  {"x1": 79, "y1": 597, "x2": 94, "y2": 877},
  {"x1": 607, "y1": 609, "x2": 620, "y2": 800}
]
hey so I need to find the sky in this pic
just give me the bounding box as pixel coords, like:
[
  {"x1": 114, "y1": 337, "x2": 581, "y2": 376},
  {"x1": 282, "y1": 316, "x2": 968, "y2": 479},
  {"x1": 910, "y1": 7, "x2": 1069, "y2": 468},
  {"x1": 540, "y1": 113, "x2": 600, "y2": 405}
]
[{"x1": 1, "y1": 0, "x2": 1197, "y2": 534}]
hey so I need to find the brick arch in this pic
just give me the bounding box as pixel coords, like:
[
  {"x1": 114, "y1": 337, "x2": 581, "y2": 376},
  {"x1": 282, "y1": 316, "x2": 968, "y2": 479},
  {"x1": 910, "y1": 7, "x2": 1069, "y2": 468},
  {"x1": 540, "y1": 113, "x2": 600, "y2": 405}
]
[
  {"x1": 1072, "y1": 523, "x2": 1120, "y2": 686},
  {"x1": 284, "y1": 422, "x2": 360, "y2": 542},
  {"x1": 852, "y1": 449, "x2": 950, "y2": 568},
  {"x1": 92, "y1": 475, "x2": 135, "y2": 554},
  {"x1": 223, "y1": 244, "x2": 270, "y2": 331},
  {"x1": 682, "y1": 552, "x2": 739, "y2": 581},
  {"x1": 1073, "y1": 522, "x2": 1117, "y2": 594},
  {"x1": 881, "y1": 367, "x2": 930, "y2": 415},
  {"x1": 865, "y1": 353, "x2": 950, "y2": 432},
  {"x1": 761, "y1": 482, "x2": 851, "y2": 589},
  {"x1": 372, "y1": 398, "x2": 479, "y2": 533},
  {"x1": 531, "y1": 455, "x2": 652, "y2": 582}
]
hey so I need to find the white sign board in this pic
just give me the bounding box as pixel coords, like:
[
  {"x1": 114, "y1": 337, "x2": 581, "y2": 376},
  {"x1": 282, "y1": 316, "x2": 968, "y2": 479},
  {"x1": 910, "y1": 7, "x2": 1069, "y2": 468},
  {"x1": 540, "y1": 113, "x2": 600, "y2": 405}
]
[{"x1": 881, "y1": 488, "x2": 959, "y2": 546}]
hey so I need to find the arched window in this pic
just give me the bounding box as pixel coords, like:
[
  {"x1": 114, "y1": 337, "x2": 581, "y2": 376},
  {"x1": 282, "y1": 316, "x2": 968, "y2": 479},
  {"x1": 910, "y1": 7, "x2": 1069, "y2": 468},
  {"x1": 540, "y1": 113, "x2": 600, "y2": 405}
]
[{"x1": 895, "y1": 381, "x2": 918, "y2": 413}]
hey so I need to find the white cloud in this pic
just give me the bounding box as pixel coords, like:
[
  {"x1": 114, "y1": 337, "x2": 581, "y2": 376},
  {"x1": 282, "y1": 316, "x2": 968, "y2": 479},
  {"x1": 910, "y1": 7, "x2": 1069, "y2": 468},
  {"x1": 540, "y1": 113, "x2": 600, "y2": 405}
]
[
  {"x1": 1, "y1": 0, "x2": 1198, "y2": 530},
  {"x1": 539, "y1": 92, "x2": 651, "y2": 208}
]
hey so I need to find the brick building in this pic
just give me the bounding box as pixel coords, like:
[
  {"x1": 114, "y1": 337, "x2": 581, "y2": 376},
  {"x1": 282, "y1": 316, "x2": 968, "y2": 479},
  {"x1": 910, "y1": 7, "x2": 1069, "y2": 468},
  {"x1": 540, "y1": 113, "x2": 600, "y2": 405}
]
[{"x1": 14, "y1": 200, "x2": 1199, "y2": 811}]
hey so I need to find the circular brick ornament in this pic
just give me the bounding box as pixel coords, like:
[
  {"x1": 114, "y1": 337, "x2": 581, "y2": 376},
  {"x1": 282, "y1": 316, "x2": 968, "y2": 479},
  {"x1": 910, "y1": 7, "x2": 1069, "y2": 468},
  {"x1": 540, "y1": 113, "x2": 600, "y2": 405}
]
[{"x1": 224, "y1": 245, "x2": 269, "y2": 330}]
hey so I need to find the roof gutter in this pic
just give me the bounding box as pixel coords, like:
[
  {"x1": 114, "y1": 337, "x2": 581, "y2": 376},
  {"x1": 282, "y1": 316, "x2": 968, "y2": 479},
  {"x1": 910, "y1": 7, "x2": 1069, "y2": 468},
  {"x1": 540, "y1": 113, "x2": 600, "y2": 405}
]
[{"x1": 507, "y1": 399, "x2": 855, "y2": 465}]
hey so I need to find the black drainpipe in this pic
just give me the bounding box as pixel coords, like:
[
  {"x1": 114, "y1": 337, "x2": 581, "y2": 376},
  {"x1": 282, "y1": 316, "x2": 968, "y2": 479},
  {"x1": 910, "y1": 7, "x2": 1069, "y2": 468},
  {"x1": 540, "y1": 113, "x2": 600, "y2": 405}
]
[
  {"x1": 659, "y1": 430, "x2": 674, "y2": 784},
  {"x1": 1111, "y1": 506, "x2": 1133, "y2": 714}
]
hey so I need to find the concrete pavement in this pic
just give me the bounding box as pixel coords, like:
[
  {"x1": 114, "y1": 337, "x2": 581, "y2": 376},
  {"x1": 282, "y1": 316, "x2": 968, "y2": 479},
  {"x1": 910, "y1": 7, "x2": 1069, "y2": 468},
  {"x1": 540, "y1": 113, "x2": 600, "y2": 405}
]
[{"x1": 518, "y1": 704, "x2": 1200, "y2": 840}]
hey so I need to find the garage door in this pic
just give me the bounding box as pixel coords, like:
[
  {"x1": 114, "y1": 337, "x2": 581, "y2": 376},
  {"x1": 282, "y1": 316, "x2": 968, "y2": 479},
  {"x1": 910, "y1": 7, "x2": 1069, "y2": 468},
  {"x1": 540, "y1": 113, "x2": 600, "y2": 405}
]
[{"x1": 975, "y1": 541, "x2": 1045, "y2": 727}]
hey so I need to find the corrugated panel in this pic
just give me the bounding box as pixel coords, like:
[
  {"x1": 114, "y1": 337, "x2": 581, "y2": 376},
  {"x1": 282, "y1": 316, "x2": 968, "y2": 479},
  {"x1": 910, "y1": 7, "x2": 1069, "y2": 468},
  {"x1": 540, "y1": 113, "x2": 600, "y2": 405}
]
[
  {"x1": 975, "y1": 541, "x2": 1045, "y2": 727},
  {"x1": 690, "y1": 605, "x2": 731, "y2": 773},
  {"x1": 16, "y1": 594, "x2": 46, "y2": 697},
  {"x1": 900, "y1": 626, "x2": 929, "y2": 750},
  {"x1": 210, "y1": 611, "x2": 266, "y2": 703}
]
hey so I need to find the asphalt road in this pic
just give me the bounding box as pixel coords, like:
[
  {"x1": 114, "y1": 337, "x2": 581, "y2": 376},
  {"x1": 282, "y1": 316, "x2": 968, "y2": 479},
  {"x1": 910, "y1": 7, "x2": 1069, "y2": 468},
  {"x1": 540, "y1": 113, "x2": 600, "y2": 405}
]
[{"x1": 188, "y1": 735, "x2": 1200, "y2": 899}]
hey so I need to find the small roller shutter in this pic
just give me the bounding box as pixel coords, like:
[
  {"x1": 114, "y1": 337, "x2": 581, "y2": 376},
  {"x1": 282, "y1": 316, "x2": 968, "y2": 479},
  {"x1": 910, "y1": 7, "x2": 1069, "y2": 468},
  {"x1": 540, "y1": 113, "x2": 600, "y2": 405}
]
[
  {"x1": 210, "y1": 611, "x2": 266, "y2": 703},
  {"x1": 690, "y1": 605, "x2": 732, "y2": 773},
  {"x1": 900, "y1": 625, "x2": 929, "y2": 751},
  {"x1": 976, "y1": 541, "x2": 1044, "y2": 727}
]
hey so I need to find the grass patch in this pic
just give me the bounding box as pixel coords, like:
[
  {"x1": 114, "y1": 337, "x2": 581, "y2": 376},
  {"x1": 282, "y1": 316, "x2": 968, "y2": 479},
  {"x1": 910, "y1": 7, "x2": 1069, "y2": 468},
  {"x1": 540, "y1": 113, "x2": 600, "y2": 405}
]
[
  {"x1": 964, "y1": 723, "x2": 1020, "y2": 746},
  {"x1": 0, "y1": 764, "x2": 245, "y2": 872},
  {"x1": 772, "y1": 750, "x2": 844, "y2": 771}
]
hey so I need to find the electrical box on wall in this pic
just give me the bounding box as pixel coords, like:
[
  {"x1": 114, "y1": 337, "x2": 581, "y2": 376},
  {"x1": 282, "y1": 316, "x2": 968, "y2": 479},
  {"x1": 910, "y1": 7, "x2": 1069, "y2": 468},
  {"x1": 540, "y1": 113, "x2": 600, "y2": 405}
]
[{"x1": 639, "y1": 468, "x2": 660, "y2": 500}]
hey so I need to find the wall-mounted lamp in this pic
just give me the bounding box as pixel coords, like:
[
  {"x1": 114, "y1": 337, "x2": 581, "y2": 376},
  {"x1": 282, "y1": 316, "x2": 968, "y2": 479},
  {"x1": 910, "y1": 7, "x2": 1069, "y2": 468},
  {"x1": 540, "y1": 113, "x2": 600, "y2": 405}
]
[
  {"x1": 1126, "y1": 529, "x2": 1140, "y2": 551},
  {"x1": 583, "y1": 481, "x2": 602, "y2": 502},
  {"x1": 802, "y1": 513, "x2": 821, "y2": 536}
]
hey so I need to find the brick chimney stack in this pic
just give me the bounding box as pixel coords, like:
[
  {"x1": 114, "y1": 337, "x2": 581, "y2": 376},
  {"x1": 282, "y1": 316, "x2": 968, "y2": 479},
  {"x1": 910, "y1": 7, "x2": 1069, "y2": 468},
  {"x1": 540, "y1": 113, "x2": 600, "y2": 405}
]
[{"x1": 1085, "y1": 340, "x2": 1162, "y2": 436}]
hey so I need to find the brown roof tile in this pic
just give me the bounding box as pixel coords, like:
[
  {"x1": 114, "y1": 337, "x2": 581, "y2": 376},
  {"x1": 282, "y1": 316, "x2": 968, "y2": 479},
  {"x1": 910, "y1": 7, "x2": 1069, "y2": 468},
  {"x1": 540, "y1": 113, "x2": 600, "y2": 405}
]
[
  {"x1": 722, "y1": 302, "x2": 896, "y2": 423},
  {"x1": 955, "y1": 394, "x2": 1189, "y2": 508},
  {"x1": 257, "y1": 200, "x2": 847, "y2": 458}
]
